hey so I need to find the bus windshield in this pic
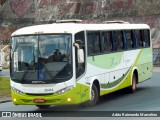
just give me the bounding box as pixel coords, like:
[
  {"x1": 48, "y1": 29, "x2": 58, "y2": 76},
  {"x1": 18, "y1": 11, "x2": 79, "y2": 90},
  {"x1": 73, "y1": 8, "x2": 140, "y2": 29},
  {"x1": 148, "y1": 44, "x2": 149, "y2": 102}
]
[{"x1": 10, "y1": 34, "x2": 72, "y2": 84}]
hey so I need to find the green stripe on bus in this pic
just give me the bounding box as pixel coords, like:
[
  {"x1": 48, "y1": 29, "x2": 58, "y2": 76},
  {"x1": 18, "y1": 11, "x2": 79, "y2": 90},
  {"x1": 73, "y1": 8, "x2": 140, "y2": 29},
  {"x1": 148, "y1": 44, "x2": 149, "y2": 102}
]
[
  {"x1": 100, "y1": 50, "x2": 143, "y2": 93},
  {"x1": 100, "y1": 68, "x2": 130, "y2": 89}
]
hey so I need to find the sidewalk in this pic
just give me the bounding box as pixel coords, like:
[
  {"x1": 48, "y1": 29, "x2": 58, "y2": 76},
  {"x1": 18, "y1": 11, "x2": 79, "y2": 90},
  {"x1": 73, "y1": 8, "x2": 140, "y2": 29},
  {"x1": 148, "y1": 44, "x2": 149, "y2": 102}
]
[
  {"x1": 153, "y1": 67, "x2": 160, "y2": 72},
  {"x1": 0, "y1": 96, "x2": 11, "y2": 103}
]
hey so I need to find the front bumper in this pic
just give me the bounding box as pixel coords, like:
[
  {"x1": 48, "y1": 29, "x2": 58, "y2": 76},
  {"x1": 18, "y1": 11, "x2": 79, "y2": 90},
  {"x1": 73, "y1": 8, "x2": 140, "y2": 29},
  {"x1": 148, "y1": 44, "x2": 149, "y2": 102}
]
[
  {"x1": 11, "y1": 83, "x2": 90, "y2": 105},
  {"x1": 12, "y1": 89, "x2": 80, "y2": 105}
]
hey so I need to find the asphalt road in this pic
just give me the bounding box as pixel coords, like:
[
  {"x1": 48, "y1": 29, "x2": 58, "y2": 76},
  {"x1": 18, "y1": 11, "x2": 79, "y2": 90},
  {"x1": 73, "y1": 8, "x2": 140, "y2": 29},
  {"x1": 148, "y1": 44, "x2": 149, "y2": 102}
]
[{"x1": 0, "y1": 72, "x2": 160, "y2": 120}]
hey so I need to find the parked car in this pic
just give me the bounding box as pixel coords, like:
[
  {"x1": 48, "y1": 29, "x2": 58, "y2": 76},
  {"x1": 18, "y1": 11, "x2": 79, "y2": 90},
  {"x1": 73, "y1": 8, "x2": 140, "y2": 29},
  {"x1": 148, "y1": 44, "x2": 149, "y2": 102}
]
[{"x1": 0, "y1": 63, "x2": 2, "y2": 71}]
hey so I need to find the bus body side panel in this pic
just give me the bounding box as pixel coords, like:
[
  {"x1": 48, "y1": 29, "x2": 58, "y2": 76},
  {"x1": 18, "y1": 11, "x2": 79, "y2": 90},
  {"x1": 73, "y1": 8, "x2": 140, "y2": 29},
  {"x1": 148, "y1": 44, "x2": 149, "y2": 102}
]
[
  {"x1": 136, "y1": 48, "x2": 153, "y2": 83},
  {"x1": 80, "y1": 48, "x2": 152, "y2": 97}
]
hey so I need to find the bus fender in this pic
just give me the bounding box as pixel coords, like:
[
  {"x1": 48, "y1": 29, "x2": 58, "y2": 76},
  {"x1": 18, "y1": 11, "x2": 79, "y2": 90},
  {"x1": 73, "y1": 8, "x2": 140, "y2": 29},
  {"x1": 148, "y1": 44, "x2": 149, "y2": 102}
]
[
  {"x1": 131, "y1": 66, "x2": 138, "y2": 85},
  {"x1": 86, "y1": 76, "x2": 99, "y2": 100}
]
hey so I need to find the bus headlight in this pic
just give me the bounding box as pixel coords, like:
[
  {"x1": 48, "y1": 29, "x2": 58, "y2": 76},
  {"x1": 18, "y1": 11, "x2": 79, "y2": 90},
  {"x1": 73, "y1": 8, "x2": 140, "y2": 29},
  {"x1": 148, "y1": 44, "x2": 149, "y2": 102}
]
[
  {"x1": 56, "y1": 85, "x2": 74, "y2": 95},
  {"x1": 11, "y1": 87, "x2": 24, "y2": 95}
]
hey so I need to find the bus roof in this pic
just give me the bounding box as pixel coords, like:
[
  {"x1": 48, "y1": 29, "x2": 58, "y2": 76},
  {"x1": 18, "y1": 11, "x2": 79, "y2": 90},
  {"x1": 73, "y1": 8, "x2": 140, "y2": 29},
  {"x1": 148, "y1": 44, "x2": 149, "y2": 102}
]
[{"x1": 11, "y1": 23, "x2": 150, "y2": 36}]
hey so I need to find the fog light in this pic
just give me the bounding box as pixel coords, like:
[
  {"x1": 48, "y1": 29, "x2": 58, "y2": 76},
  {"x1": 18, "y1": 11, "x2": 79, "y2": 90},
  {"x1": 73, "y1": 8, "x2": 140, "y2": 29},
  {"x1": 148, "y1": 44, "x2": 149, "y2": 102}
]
[
  {"x1": 13, "y1": 98, "x2": 16, "y2": 102},
  {"x1": 67, "y1": 98, "x2": 71, "y2": 102}
]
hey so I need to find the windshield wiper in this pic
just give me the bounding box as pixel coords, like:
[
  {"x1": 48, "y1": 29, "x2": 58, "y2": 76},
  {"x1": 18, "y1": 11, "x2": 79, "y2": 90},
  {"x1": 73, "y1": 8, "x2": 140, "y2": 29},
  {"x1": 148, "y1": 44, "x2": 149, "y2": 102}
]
[
  {"x1": 20, "y1": 62, "x2": 36, "y2": 83},
  {"x1": 20, "y1": 66, "x2": 29, "y2": 83},
  {"x1": 42, "y1": 63, "x2": 55, "y2": 81}
]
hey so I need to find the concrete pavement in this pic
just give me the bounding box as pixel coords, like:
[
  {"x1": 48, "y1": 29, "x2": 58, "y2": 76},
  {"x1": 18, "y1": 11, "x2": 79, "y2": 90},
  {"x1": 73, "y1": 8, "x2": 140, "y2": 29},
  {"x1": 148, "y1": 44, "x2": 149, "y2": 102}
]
[{"x1": 153, "y1": 67, "x2": 160, "y2": 72}]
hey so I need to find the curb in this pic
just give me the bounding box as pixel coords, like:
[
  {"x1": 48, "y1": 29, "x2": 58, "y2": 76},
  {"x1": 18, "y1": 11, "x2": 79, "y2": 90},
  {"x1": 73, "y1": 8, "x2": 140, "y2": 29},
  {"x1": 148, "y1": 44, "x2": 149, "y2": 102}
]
[{"x1": 0, "y1": 100, "x2": 12, "y2": 104}]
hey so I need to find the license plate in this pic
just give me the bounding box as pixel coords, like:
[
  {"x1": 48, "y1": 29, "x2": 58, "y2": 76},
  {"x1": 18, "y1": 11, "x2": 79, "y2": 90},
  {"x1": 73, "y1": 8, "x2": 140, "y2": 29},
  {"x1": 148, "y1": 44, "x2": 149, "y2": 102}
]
[{"x1": 33, "y1": 98, "x2": 45, "y2": 103}]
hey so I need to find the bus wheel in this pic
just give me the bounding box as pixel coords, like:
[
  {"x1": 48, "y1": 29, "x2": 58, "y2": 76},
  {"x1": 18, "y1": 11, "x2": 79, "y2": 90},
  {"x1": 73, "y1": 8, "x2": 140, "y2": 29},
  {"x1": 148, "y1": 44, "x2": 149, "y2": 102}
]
[
  {"x1": 130, "y1": 72, "x2": 137, "y2": 93},
  {"x1": 83, "y1": 84, "x2": 99, "y2": 107},
  {"x1": 36, "y1": 105, "x2": 50, "y2": 109}
]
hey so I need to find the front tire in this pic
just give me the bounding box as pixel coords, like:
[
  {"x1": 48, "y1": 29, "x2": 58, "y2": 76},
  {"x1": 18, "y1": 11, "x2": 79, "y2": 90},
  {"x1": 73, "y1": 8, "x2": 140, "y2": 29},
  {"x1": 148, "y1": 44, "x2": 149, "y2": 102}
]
[{"x1": 82, "y1": 84, "x2": 99, "y2": 107}]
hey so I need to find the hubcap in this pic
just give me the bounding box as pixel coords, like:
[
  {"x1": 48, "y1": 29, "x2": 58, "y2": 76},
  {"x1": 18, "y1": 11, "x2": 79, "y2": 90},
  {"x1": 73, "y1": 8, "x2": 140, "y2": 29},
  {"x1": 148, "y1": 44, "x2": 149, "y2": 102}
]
[
  {"x1": 91, "y1": 89, "x2": 95, "y2": 101},
  {"x1": 132, "y1": 75, "x2": 136, "y2": 90}
]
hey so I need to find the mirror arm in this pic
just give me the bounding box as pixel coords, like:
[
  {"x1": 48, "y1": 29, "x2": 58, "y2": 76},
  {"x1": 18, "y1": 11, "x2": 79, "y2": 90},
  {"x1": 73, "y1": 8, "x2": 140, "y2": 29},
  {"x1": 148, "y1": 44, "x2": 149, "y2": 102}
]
[{"x1": 73, "y1": 43, "x2": 80, "y2": 49}]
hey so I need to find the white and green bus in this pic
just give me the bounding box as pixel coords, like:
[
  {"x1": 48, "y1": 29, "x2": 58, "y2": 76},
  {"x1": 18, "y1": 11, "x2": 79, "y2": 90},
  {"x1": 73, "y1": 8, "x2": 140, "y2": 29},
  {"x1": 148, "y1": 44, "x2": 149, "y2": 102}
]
[{"x1": 10, "y1": 20, "x2": 152, "y2": 108}]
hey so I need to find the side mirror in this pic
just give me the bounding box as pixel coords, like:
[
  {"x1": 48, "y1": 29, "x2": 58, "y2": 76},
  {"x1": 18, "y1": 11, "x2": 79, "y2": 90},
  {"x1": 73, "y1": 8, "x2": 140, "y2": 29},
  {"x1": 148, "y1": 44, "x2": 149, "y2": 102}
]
[
  {"x1": 73, "y1": 43, "x2": 84, "y2": 64},
  {"x1": 77, "y1": 49, "x2": 84, "y2": 63}
]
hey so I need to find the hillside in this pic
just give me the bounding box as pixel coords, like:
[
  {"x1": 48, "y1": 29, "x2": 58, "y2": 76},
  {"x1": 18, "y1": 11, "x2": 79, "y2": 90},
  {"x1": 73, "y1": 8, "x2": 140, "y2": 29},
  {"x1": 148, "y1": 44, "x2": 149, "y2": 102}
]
[{"x1": 0, "y1": 0, "x2": 160, "y2": 47}]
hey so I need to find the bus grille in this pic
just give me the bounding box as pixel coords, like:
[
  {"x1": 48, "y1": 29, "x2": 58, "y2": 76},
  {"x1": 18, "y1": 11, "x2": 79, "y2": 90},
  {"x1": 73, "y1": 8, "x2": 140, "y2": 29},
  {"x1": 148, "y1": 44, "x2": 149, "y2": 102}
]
[{"x1": 25, "y1": 93, "x2": 54, "y2": 96}]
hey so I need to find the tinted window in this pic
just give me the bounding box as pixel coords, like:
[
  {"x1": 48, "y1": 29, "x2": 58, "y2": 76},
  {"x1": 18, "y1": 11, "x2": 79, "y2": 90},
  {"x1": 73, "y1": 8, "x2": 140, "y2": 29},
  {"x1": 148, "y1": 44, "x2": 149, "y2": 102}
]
[
  {"x1": 114, "y1": 31, "x2": 124, "y2": 51},
  {"x1": 101, "y1": 31, "x2": 113, "y2": 53},
  {"x1": 87, "y1": 32, "x2": 101, "y2": 55},
  {"x1": 94, "y1": 32, "x2": 101, "y2": 53},
  {"x1": 125, "y1": 31, "x2": 134, "y2": 49},
  {"x1": 87, "y1": 33, "x2": 94, "y2": 55},
  {"x1": 135, "y1": 30, "x2": 143, "y2": 48},
  {"x1": 75, "y1": 31, "x2": 85, "y2": 78},
  {"x1": 143, "y1": 30, "x2": 150, "y2": 47}
]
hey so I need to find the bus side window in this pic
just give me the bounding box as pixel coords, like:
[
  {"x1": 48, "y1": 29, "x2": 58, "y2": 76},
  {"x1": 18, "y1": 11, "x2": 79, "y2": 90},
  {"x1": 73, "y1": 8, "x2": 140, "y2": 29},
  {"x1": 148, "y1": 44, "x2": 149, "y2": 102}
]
[
  {"x1": 114, "y1": 31, "x2": 124, "y2": 51},
  {"x1": 144, "y1": 30, "x2": 150, "y2": 47},
  {"x1": 125, "y1": 30, "x2": 133, "y2": 49},
  {"x1": 132, "y1": 30, "x2": 138, "y2": 48},
  {"x1": 75, "y1": 31, "x2": 85, "y2": 79},
  {"x1": 135, "y1": 30, "x2": 143, "y2": 48},
  {"x1": 87, "y1": 32, "x2": 101, "y2": 55},
  {"x1": 101, "y1": 31, "x2": 113, "y2": 53},
  {"x1": 94, "y1": 32, "x2": 101, "y2": 54},
  {"x1": 87, "y1": 32, "x2": 95, "y2": 55}
]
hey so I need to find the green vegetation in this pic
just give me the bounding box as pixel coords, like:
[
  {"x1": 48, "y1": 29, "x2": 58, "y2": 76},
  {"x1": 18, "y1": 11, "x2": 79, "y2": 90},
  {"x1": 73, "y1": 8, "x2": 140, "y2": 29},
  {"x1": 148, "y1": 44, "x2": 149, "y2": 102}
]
[{"x1": 0, "y1": 77, "x2": 11, "y2": 101}]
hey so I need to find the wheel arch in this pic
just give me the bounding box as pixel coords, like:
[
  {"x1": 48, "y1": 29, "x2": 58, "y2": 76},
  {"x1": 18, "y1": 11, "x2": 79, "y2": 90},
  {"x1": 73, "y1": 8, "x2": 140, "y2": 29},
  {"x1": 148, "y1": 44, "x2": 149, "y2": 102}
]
[
  {"x1": 89, "y1": 78, "x2": 100, "y2": 100},
  {"x1": 92, "y1": 80, "x2": 100, "y2": 96}
]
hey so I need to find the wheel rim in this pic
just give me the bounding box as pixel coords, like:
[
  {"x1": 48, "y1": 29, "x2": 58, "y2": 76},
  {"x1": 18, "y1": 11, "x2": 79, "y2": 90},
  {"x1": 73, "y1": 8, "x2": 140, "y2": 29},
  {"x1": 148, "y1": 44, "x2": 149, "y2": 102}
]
[
  {"x1": 132, "y1": 74, "x2": 136, "y2": 91},
  {"x1": 91, "y1": 89, "x2": 95, "y2": 101}
]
